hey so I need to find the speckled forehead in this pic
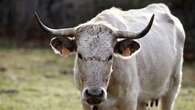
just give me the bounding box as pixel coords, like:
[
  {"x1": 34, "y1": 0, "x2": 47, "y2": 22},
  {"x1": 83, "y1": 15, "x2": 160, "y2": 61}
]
[{"x1": 76, "y1": 24, "x2": 114, "y2": 57}]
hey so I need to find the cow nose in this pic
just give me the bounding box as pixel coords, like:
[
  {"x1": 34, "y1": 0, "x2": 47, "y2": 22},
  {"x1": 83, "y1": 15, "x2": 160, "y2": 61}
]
[
  {"x1": 84, "y1": 88, "x2": 105, "y2": 105},
  {"x1": 85, "y1": 88, "x2": 104, "y2": 98}
]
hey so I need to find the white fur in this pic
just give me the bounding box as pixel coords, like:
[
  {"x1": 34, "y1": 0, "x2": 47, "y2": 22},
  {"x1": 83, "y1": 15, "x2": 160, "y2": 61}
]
[{"x1": 60, "y1": 3, "x2": 185, "y2": 110}]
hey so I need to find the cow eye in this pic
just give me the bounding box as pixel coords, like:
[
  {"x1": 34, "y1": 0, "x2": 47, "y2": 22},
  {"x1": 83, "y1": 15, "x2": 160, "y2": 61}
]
[
  {"x1": 78, "y1": 53, "x2": 83, "y2": 59},
  {"x1": 107, "y1": 55, "x2": 113, "y2": 61}
]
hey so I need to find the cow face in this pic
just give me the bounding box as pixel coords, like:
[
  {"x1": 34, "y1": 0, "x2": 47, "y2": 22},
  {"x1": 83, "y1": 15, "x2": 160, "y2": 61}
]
[
  {"x1": 35, "y1": 13, "x2": 154, "y2": 106},
  {"x1": 75, "y1": 25, "x2": 115, "y2": 105},
  {"x1": 49, "y1": 24, "x2": 142, "y2": 105}
]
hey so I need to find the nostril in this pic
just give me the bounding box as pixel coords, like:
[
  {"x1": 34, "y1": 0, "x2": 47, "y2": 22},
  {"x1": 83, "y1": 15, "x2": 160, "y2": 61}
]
[
  {"x1": 98, "y1": 89, "x2": 104, "y2": 97},
  {"x1": 85, "y1": 89, "x2": 90, "y2": 97}
]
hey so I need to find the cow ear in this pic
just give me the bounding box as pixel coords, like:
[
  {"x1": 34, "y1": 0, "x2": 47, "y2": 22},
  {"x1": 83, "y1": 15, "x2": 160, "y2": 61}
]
[
  {"x1": 114, "y1": 40, "x2": 140, "y2": 57},
  {"x1": 50, "y1": 37, "x2": 76, "y2": 56}
]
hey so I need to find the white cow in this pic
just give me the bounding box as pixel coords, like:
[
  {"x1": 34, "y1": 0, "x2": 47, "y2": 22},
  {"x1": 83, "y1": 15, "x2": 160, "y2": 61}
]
[{"x1": 36, "y1": 3, "x2": 185, "y2": 110}]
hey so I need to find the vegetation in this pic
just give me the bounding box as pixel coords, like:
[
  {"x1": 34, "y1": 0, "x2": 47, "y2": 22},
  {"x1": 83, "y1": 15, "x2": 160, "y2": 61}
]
[{"x1": 0, "y1": 48, "x2": 194, "y2": 110}]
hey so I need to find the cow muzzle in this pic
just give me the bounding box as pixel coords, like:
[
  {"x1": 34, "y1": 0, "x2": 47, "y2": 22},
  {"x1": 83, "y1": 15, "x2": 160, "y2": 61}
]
[{"x1": 83, "y1": 87, "x2": 106, "y2": 105}]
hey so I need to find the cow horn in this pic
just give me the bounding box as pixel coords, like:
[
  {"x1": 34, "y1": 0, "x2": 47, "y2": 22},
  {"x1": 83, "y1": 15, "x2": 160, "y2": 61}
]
[
  {"x1": 35, "y1": 12, "x2": 75, "y2": 37},
  {"x1": 114, "y1": 14, "x2": 154, "y2": 39}
]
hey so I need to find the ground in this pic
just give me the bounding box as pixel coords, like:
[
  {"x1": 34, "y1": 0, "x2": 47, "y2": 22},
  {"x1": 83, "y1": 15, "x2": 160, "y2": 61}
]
[{"x1": 0, "y1": 47, "x2": 194, "y2": 110}]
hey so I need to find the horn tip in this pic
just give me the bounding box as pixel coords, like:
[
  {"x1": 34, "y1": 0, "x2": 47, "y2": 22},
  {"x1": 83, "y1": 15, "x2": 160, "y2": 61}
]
[
  {"x1": 151, "y1": 14, "x2": 155, "y2": 22},
  {"x1": 34, "y1": 12, "x2": 41, "y2": 23},
  {"x1": 34, "y1": 11, "x2": 51, "y2": 34}
]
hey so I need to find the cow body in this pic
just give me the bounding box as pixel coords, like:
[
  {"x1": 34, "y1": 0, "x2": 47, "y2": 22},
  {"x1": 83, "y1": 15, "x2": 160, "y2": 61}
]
[
  {"x1": 76, "y1": 3, "x2": 185, "y2": 110},
  {"x1": 36, "y1": 3, "x2": 185, "y2": 110}
]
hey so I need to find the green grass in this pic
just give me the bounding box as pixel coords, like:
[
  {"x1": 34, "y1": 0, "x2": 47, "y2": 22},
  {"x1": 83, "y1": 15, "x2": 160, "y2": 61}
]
[{"x1": 0, "y1": 48, "x2": 194, "y2": 110}]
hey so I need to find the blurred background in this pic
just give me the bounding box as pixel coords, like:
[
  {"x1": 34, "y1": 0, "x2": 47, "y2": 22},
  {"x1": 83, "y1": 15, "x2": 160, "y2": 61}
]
[
  {"x1": 0, "y1": 0, "x2": 195, "y2": 61},
  {"x1": 0, "y1": 0, "x2": 194, "y2": 110}
]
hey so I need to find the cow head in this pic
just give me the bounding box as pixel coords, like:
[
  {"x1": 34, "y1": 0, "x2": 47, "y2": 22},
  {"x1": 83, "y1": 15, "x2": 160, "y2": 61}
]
[{"x1": 35, "y1": 13, "x2": 154, "y2": 106}]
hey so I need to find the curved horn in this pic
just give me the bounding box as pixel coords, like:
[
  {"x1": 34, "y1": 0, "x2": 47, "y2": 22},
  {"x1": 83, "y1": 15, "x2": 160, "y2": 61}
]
[
  {"x1": 114, "y1": 14, "x2": 154, "y2": 39},
  {"x1": 35, "y1": 12, "x2": 75, "y2": 37}
]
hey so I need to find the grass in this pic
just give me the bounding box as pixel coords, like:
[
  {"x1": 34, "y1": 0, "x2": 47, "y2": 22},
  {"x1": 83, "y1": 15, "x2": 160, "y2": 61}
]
[
  {"x1": 0, "y1": 48, "x2": 80, "y2": 110},
  {"x1": 0, "y1": 47, "x2": 194, "y2": 110}
]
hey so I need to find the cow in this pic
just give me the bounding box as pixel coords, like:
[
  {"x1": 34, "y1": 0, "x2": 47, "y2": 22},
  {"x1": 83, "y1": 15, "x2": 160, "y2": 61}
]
[{"x1": 35, "y1": 3, "x2": 185, "y2": 110}]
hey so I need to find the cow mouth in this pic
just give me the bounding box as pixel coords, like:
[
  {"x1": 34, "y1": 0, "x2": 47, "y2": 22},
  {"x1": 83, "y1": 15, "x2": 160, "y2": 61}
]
[
  {"x1": 86, "y1": 97, "x2": 104, "y2": 105},
  {"x1": 86, "y1": 98, "x2": 102, "y2": 105},
  {"x1": 92, "y1": 105, "x2": 98, "y2": 110}
]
